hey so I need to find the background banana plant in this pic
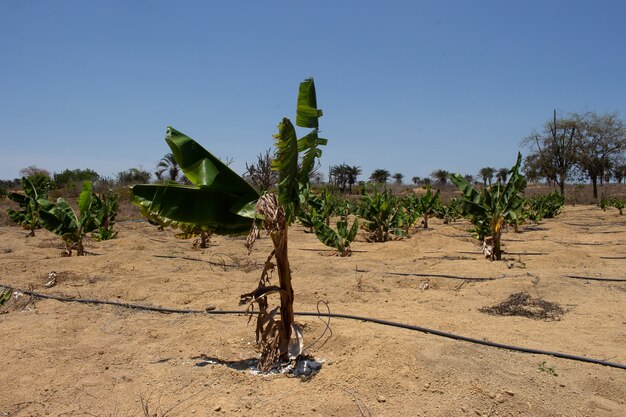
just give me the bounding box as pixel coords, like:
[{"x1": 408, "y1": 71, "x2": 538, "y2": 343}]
[
  {"x1": 311, "y1": 211, "x2": 359, "y2": 256},
  {"x1": 37, "y1": 181, "x2": 101, "y2": 256},
  {"x1": 91, "y1": 189, "x2": 120, "y2": 241},
  {"x1": 130, "y1": 78, "x2": 326, "y2": 370},
  {"x1": 450, "y1": 153, "x2": 526, "y2": 260},
  {"x1": 357, "y1": 190, "x2": 405, "y2": 242},
  {"x1": 7, "y1": 176, "x2": 52, "y2": 236},
  {"x1": 435, "y1": 197, "x2": 461, "y2": 224}
]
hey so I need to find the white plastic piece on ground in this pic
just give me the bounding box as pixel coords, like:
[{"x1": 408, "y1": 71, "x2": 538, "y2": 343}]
[
  {"x1": 288, "y1": 322, "x2": 303, "y2": 360},
  {"x1": 293, "y1": 358, "x2": 323, "y2": 377}
]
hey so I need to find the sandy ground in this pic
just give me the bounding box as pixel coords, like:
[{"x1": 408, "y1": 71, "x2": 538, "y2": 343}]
[{"x1": 0, "y1": 204, "x2": 625, "y2": 416}]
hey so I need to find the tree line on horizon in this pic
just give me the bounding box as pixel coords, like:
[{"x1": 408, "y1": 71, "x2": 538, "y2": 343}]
[{"x1": 2, "y1": 110, "x2": 624, "y2": 200}]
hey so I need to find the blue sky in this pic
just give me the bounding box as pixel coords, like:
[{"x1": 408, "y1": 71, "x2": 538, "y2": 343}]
[{"x1": 2, "y1": 0, "x2": 625, "y2": 183}]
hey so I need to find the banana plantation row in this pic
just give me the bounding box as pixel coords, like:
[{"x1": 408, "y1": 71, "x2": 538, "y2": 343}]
[{"x1": 5, "y1": 155, "x2": 572, "y2": 261}]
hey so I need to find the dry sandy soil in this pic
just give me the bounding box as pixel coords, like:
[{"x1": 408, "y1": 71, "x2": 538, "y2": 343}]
[{"x1": 0, "y1": 205, "x2": 625, "y2": 416}]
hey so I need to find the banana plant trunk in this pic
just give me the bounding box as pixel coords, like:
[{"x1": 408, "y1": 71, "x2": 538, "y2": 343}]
[
  {"x1": 483, "y1": 231, "x2": 502, "y2": 261},
  {"x1": 76, "y1": 240, "x2": 85, "y2": 256},
  {"x1": 271, "y1": 227, "x2": 295, "y2": 357},
  {"x1": 493, "y1": 231, "x2": 502, "y2": 260}
]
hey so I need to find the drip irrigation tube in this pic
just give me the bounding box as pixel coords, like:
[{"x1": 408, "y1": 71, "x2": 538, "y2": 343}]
[
  {"x1": 354, "y1": 269, "x2": 496, "y2": 281},
  {"x1": 2, "y1": 285, "x2": 625, "y2": 371},
  {"x1": 563, "y1": 275, "x2": 626, "y2": 282}
]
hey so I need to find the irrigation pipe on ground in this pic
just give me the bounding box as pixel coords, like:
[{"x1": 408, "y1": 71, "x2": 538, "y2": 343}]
[
  {"x1": 354, "y1": 269, "x2": 497, "y2": 281},
  {"x1": 1, "y1": 284, "x2": 625, "y2": 371},
  {"x1": 563, "y1": 275, "x2": 626, "y2": 282}
]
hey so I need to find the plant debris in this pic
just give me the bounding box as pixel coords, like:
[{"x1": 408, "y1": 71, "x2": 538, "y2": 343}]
[{"x1": 479, "y1": 292, "x2": 565, "y2": 321}]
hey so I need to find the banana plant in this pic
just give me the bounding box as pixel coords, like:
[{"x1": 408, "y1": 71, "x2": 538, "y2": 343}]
[
  {"x1": 37, "y1": 181, "x2": 101, "y2": 256},
  {"x1": 525, "y1": 192, "x2": 564, "y2": 223},
  {"x1": 311, "y1": 211, "x2": 359, "y2": 256},
  {"x1": 415, "y1": 187, "x2": 441, "y2": 229},
  {"x1": 175, "y1": 224, "x2": 212, "y2": 248},
  {"x1": 609, "y1": 197, "x2": 625, "y2": 215},
  {"x1": 297, "y1": 190, "x2": 337, "y2": 231},
  {"x1": 450, "y1": 153, "x2": 526, "y2": 260},
  {"x1": 436, "y1": 197, "x2": 461, "y2": 224},
  {"x1": 91, "y1": 189, "x2": 120, "y2": 241},
  {"x1": 130, "y1": 78, "x2": 326, "y2": 370},
  {"x1": 357, "y1": 190, "x2": 405, "y2": 242},
  {"x1": 7, "y1": 176, "x2": 52, "y2": 236}
]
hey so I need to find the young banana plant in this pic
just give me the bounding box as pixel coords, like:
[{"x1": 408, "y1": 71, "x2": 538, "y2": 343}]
[
  {"x1": 416, "y1": 187, "x2": 441, "y2": 229},
  {"x1": 7, "y1": 176, "x2": 52, "y2": 236},
  {"x1": 450, "y1": 153, "x2": 526, "y2": 260},
  {"x1": 130, "y1": 78, "x2": 326, "y2": 371},
  {"x1": 91, "y1": 189, "x2": 120, "y2": 241},
  {"x1": 37, "y1": 181, "x2": 101, "y2": 256},
  {"x1": 311, "y1": 211, "x2": 359, "y2": 256},
  {"x1": 609, "y1": 197, "x2": 625, "y2": 215},
  {"x1": 357, "y1": 190, "x2": 405, "y2": 242}
]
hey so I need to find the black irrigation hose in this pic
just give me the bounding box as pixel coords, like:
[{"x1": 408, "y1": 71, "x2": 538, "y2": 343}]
[
  {"x1": 2, "y1": 285, "x2": 625, "y2": 371},
  {"x1": 354, "y1": 269, "x2": 496, "y2": 281},
  {"x1": 563, "y1": 275, "x2": 626, "y2": 283}
]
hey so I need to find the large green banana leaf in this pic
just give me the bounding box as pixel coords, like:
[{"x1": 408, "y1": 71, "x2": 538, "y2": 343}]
[
  {"x1": 296, "y1": 78, "x2": 323, "y2": 129},
  {"x1": 38, "y1": 198, "x2": 80, "y2": 241},
  {"x1": 130, "y1": 128, "x2": 260, "y2": 236},
  {"x1": 131, "y1": 184, "x2": 257, "y2": 235},
  {"x1": 272, "y1": 78, "x2": 327, "y2": 222}
]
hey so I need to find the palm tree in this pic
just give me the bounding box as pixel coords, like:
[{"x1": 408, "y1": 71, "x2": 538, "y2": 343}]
[
  {"x1": 478, "y1": 167, "x2": 496, "y2": 187},
  {"x1": 156, "y1": 153, "x2": 181, "y2": 182},
  {"x1": 393, "y1": 172, "x2": 404, "y2": 185},
  {"x1": 496, "y1": 167, "x2": 509, "y2": 184},
  {"x1": 370, "y1": 169, "x2": 390, "y2": 184},
  {"x1": 346, "y1": 165, "x2": 362, "y2": 193},
  {"x1": 411, "y1": 176, "x2": 421, "y2": 185},
  {"x1": 430, "y1": 169, "x2": 449, "y2": 185}
]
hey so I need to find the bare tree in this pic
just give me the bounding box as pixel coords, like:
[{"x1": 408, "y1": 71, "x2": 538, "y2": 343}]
[
  {"x1": 574, "y1": 112, "x2": 626, "y2": 200},
  {"x1": 244, "y1": 149, "x2": 278, "y2": 192},
  {"x1": 522, "y1": 110, "x2": 579, "y2": 196},
  {"x1": 19, "y1": 165, "x2": 51, "y2": 179}
]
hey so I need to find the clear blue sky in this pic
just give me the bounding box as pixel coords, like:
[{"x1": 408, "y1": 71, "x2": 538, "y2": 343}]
[{"x1": 2, "y1": 0, "x2": 625, "y2": 182}]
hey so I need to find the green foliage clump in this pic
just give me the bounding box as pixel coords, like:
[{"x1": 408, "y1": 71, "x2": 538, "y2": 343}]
[
  {"x1": 525, "y1": 192, "x2": 564, "y2": 223},
  {"x1": 117, "y1": 168, "x2": 151, "y2": 185},
  {"x1": 607, "y1": 197, "x2": 625, "y2": 215},
  {"x1": 53, "y1": 168, "x2": 100, "y2": 189}
]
